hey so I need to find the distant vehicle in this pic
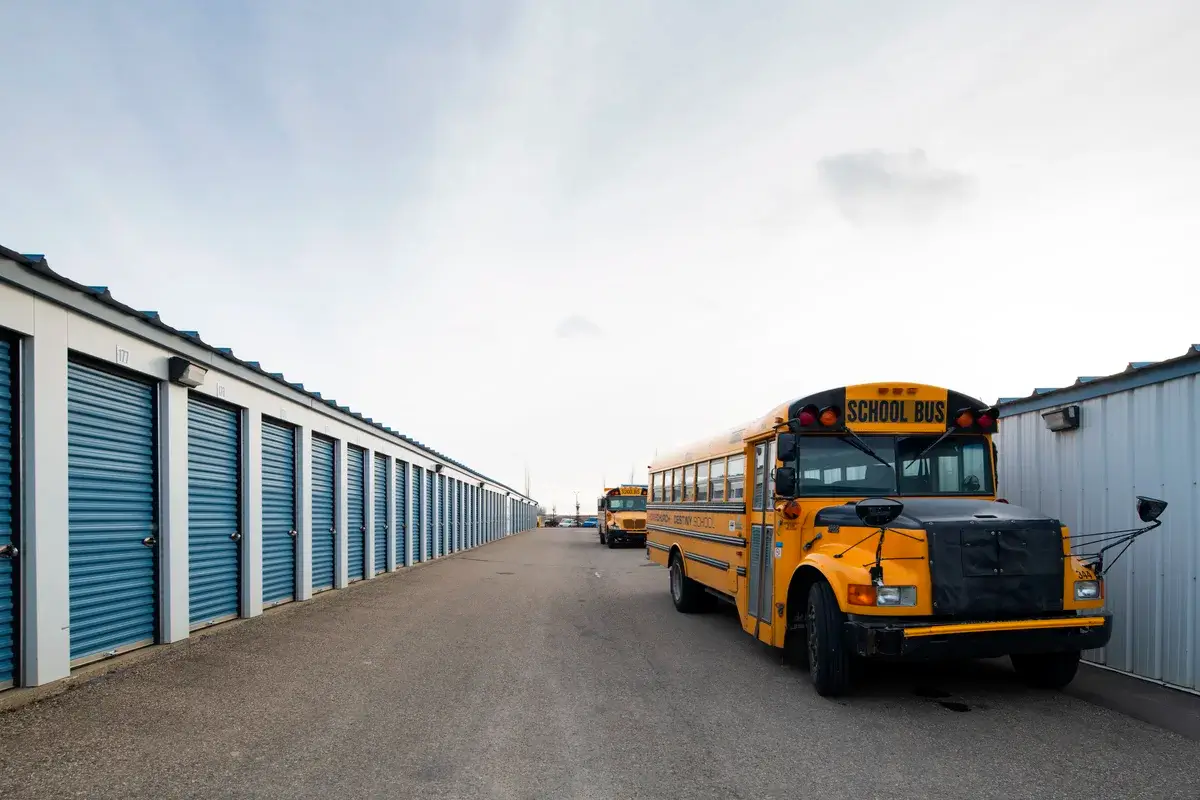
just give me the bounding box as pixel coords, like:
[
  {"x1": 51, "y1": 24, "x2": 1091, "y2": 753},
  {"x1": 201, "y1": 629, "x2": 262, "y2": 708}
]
[
  {"x1": 559, "y1": 518, "x2": 576, "y2": 527},
  {"x1": 598, "y1": 484, "x2": 648, "y2": 548},
  {"x1": 581, "y1": 517, "x2": 598, "y2": 528}
]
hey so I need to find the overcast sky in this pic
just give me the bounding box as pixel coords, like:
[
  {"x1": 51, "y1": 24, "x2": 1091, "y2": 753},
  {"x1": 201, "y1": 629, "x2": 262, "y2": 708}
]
[{"x1": 2, "y1": 1, "x2": 1198, "y2": 513}]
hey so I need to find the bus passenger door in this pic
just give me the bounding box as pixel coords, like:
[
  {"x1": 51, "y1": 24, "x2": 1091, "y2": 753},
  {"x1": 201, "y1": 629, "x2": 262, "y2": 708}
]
[{"x1": 747, "y1": 441, "x2": 775, "y2": 642}]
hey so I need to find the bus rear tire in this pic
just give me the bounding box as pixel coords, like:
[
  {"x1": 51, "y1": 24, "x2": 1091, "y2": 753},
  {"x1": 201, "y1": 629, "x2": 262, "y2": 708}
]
[
  {"x1": 1011, "y1": 651, "x2": 1081, "y2": 690},
  {"x1": 806, "y1": 581, "x2": 852, "y2": 697},
  {"x1": 669, "y1": 553, "x2": 706, "y2": 613}
]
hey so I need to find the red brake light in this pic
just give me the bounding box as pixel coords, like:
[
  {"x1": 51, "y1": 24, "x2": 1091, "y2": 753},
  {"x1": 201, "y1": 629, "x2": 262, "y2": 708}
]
[
  {"x1": 798, "y1": 410, "x2": 816, "y2": 426},
  {"x1": 977, "y1": 413, "x2": 994, "y2": 429}
]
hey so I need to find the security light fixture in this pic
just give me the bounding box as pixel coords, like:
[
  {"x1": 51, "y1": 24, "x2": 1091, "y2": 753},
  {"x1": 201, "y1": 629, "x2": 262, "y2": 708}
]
[
  {"x1": 433, "y1": 464, "x2": 443, "y2": 473},
  {"x1": 168, "y1": 356, "x2": 207, "y2": 388},
  {"x1": 1041, "y1": 405, "x2": 1080, "y2": 432}
]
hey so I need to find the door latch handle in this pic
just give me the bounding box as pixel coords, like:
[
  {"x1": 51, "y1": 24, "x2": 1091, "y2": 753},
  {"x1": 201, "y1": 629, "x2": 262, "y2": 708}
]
[
  {"x1": 288, "y1": 529, "x2": 298, "y2": 538},
  {"x1": 230, "y1": 532, "x2": 242, "y2": 542},
  {"x1": 0, "y1": 544, "x2": 17, "y2": 559},
  {"x1": 142, "y1": 536, "x2": 157, "y2": 548}
]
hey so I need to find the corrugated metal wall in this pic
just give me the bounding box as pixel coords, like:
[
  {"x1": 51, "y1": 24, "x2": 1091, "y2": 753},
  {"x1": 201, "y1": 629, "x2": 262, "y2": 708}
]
[{"x1": 998, "y1": 373, "x2": 1200, "y2": 692}]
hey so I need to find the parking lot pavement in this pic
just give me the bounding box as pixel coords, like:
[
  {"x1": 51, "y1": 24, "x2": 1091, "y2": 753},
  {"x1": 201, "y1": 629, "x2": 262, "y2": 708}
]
[{"x1": 1, "y1": 527, "x2": 1198, "y2": 799}]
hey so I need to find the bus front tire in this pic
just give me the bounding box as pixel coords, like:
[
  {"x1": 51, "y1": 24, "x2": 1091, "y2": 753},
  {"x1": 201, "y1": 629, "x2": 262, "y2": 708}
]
[
  {"x1": 1011, "y1": 651, "x2": 1081, "y2": 690},
  {"x1": 607, "y1": 535, "x2": 618, "y2": 549},
  {"x1": 669, "y1": 553, "x2": 707, "y2": 613},
  {"x1": 806, "y1": 581, "x2": 852, "y2": 697}
]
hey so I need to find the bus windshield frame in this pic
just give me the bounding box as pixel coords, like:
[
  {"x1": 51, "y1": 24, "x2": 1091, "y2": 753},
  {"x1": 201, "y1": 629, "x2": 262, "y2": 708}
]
[
  {"x1": 789, "y1": 433, "x2": 994, "y2": 497},
  {"x1": 607, "y1": 496, "x2": 647, "y2": 511}
]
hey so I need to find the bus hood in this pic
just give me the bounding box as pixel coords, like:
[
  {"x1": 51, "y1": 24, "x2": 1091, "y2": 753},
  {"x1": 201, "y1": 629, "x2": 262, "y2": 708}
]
[{"x1": 814, "y1": 498, "x2": 1066, "y2": 619}]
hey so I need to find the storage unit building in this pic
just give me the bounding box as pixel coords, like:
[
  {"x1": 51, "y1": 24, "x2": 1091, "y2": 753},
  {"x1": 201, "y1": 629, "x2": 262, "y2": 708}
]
[
  {"x1": 0, "y1": 244, "x2": 538, "y2": 692},
  {"x1": 998, "y1": 344, "x2": 1200, "y2": 693}
]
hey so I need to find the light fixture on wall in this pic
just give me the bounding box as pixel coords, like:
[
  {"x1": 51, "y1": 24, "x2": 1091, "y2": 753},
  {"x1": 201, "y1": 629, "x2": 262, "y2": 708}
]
[
  {"x1": 433, "y1": 464, "x2": 444, "y2": 473},
  {"x1": 1041, "y1": 405, "x2": 1080, "y2": 432},
  {"x1": 168, "y1": 356, "x2": 207, "y2": 388}
]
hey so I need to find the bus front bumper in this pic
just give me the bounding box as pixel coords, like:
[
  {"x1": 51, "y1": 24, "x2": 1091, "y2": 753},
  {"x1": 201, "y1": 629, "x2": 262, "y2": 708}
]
[
  {"x1": 607, "y1": 531, "x2": 646, "y2": 544},
  {"x1": 843, "y1": 614, "x2": 1113, "y2": 660}
]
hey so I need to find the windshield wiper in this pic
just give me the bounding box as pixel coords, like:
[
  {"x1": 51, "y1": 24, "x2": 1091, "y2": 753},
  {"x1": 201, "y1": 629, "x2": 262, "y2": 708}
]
[
  {"x1": 834, "y1": 428, "x2": 893, "y2": 472},
  {"x1": 913, "y1": 427, "x2": 956, "y2": 461}
]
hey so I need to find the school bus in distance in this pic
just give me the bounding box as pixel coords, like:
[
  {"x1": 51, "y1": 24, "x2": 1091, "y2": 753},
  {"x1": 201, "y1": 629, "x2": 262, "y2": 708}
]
[
  {"x1": 598, "y1": 484, "x2": 648, "y2": 548},
  {"x1": 645, "y1": 382, "x2": 1164, "y2": 697}
]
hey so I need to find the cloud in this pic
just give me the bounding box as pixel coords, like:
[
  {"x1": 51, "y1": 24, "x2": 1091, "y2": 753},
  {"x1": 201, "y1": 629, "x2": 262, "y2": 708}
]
[
  {"x1": 816, "y1": 149, "x2": 976, "y2": 226},
  {"x1": 554, "y1": 315, "x2": 604, "y2": 340}
]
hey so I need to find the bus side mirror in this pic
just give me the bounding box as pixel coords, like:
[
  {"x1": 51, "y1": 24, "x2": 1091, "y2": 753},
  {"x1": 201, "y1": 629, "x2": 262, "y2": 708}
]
[
  {"x1": 855, "y1": 497, "x2": 903, "y2": 527},
  {"x1": 1136, "y1": 496, "x2": 1167, "y2": 523},
  {"x1": 777, "y1": 433, "x2": 797, "y2": 462},
  {"x1": 774, "y1": 467, "x2": 797, "y2": 498}
]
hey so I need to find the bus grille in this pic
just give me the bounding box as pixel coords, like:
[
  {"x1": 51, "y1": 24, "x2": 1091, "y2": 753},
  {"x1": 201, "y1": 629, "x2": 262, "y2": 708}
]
[{"x1": 622, "y1": 519, "x2": 646, "y2": 530}]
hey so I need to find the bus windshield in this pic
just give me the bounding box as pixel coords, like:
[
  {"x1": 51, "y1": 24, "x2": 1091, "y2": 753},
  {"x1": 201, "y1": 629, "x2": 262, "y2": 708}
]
[
  {"x1": 608, "y1": 496, "x2": 646, "y2": 511},
  {"x1": 794, "y1": 434, "x2": 994, "y2": 496}
]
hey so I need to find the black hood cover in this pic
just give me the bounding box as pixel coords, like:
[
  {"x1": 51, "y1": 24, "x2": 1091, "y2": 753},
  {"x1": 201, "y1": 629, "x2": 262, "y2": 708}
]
[{"x1": 815, "y1": 499, "x2": 1065, "y2": 619}]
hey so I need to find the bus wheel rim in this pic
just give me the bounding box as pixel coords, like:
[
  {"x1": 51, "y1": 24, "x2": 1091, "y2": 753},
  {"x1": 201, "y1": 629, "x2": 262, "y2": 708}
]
[{"x1": 671, "y1": 561, "x2": 682, "y2": 600}]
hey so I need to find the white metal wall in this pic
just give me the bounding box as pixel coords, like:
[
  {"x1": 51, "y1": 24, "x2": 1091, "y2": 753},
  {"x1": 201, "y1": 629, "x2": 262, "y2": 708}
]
[{"x1": 997, "y1": 374, "x2": 1200, "y2": 692}]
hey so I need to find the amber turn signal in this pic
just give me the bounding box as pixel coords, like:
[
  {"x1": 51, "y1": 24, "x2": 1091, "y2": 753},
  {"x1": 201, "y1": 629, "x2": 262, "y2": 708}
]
[{"x1": 848, "y1": 584, "x2": 877, "y2": 606}]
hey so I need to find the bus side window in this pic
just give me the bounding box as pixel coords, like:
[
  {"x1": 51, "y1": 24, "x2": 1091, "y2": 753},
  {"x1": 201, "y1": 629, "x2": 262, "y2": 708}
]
[
  {"x1": 696, "y1": 461, "x2": 709, "y2": 502},
  {"x1": 672, "y1": 468, "x2": 683, "y2": 502},
  {"x1": 710, "y1": 458, "x2": 726, "y2": 501},
  {"x1": 684, "y1": 464, "x2": 695, "y2": 502},
  {"x1": 728, "y1": 455, "x2": 745, "y2": 501}
]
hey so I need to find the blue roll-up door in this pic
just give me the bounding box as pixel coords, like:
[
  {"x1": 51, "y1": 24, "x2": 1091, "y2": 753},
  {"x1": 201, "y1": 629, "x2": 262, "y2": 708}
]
[
  {"x1": 261, "y1": 418, "x2": 296, "y2": 607},
  {"x1": 437, "y1": 474, "x2": 446, "y2": 557},
  {"x1": 456, "y1": 481, "x2": 463, "y2": 551},
  {"x1": 187, "y1": 396, "x2": 241, "y2": 629},
  {"x1": 395, "y1": 461, "x2": 407, "y2": 567},
  {"x1": 67, "y1": 361, "x2": 157, "y2": 665},
  {"x1": 412, "y1": 466, "x2": 423, "y2": 563},
  {"x1": 347, "y1": 445, "x2": 366, "y2": 582},
  {"x1": 447, "y1": 479, "x2": 455, "y2": 554},
  {"x1": 373, "y1": 453, "x2": 387, "y2": 574},
  {"x1": 311, "y1": 435, "x2": 336, "y2": 592},
  {"x1": 0, "y1": 337, "x2": 16, "y2": 688},
  {"x1": 425, "y1": 472, "x2": 434, "y2": 560}
]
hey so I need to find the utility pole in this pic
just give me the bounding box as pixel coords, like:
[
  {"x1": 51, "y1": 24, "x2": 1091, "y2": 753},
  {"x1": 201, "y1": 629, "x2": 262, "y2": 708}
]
[{"x1": 573, "y1": 491, "x2": 581, "y2": 526}]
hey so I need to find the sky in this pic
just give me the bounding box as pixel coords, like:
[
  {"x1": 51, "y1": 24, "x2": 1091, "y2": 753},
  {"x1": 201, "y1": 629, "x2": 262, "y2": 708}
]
[{"x1": 2, "y1": 1, "x2": 1199, "y2": 514}]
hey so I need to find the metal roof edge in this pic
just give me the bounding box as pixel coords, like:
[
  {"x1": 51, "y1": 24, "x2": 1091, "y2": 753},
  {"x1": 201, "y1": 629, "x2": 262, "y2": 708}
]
[
  {"x1": 999, "y1": 350, "x2": 1200, "y2": 417},
  {"x1": 0, "y1": 248, "x2": 537, "y2": 504}
]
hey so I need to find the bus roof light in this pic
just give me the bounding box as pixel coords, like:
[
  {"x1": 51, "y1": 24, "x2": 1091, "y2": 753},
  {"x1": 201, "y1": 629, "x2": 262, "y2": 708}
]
[
  {"x1": 977, "y1": 413, "x2": 994, "y2": 430},
  {"x1": 955, "y1": 410, "x2": 975, "y2": 429},
  {"x1": 819, "y1": 406, "x2": 841, "y2": 427},
  {"x1": 797, "y1": 404, "x2": 819, "y2": 427}
]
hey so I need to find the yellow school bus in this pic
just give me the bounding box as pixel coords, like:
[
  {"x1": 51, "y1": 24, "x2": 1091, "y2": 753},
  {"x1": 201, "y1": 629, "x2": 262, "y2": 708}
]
[
  {"x1": 598, "y1": 484, "x2": 648, "y2": 548},
  {"x1": 645, "y1": 382, "x2": 1146, "y2": 697}
]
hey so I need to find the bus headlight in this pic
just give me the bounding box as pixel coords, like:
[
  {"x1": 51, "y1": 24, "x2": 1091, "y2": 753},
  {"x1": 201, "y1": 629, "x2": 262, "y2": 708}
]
[
  {"x1": 849, "y1": 584, "x2": 917, "y2": 607},
  {"x1": 875, "y1": 586, "x2": 917, "y2": 606},
  {"x1": 1074, "y1": 580, "x2": 1101, "y2": 600}
]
